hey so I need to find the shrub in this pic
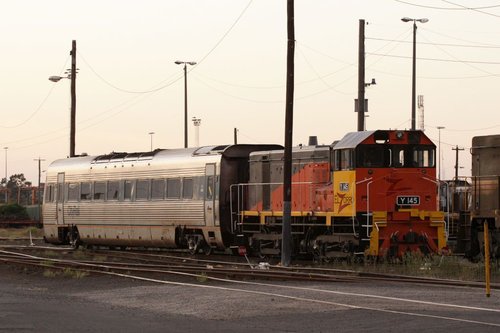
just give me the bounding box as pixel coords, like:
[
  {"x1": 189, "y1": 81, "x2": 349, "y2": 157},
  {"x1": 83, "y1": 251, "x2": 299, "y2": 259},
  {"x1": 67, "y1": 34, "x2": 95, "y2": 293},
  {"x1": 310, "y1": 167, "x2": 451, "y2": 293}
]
[{"x1": 0, "y1": 204, "x2": 29, "y2": 220}]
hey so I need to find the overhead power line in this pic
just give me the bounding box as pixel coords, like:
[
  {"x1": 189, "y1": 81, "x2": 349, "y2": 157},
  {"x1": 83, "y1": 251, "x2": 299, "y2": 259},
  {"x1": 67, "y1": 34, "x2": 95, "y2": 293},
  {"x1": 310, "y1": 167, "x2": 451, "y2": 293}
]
[
  {"x1": 78, "y1": 0, "x2": 254, "y2": 95},
  {"x1": 0, "y1": 55, "x2": 70, "y2": 129},
  {"x1": 440, "y1": 0, "x2": 500, "y2": 18},
  {"x1": 367, "y1": 52, "x2": 500, "y2": 65},
  {"x1": 367, "y1": 37, "x2": 500, "y2": 49},
  {"x1": 394, "y1": 0, "x2": 500, "y2": 10}
]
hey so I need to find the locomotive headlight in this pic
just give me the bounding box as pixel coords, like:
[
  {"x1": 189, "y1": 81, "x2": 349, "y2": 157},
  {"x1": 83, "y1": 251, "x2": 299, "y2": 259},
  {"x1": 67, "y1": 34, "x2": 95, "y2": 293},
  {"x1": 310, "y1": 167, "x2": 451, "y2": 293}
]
[{"x1": 396, "y1": 131, "x2": 404, "y2": 140}]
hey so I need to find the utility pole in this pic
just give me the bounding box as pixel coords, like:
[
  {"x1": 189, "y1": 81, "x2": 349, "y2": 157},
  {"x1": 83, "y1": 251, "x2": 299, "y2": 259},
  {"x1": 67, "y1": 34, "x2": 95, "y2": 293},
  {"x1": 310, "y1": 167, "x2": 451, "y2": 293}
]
[
  {"x1": 70, "y1": 40, "x2": 77, "y2": 157},
  {"x1": 34, "y1": 157, "x2": 45, "y2": 221},
  {"x1": 357, "y1": 19, "x2": 366, "y2": 132},
  {"x1": 234, "y1": 128, "x2": 238, "y2": 145},
  {"x1": 452, "y1": 145, "x2": 464, "y2": 184},
  {"x1": 282, "y1": 0, "x2": 295, "y2": 267}
]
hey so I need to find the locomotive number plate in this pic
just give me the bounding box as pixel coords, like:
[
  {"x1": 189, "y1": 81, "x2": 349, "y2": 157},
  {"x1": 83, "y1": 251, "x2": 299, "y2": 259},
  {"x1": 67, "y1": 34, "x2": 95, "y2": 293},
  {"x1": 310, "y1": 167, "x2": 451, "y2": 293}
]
[{"x1": 396, "y1": 195, "x2": 420, "y2": 206}]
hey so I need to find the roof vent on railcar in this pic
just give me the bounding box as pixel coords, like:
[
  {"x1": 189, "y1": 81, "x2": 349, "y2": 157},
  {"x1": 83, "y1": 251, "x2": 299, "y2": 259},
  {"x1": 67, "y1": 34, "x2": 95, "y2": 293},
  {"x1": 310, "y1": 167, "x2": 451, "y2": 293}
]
[{"x1": 193, "y1": 145, "x2": 229, "y2": 156}]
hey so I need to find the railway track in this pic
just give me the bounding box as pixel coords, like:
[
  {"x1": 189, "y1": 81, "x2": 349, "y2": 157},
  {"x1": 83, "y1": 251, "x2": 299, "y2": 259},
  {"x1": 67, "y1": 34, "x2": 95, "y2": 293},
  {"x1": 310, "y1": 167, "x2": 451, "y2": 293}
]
[{"x1": 1, "y1": 245, "x2": 498, "y2": 289}]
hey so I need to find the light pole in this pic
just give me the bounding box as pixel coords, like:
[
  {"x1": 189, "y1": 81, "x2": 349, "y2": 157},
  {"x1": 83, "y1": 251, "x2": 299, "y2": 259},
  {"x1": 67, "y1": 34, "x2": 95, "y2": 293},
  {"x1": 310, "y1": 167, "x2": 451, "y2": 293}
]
[
  {"x1": 401, "y1": 17, "x2": 428, "y2": 131},
  {"x1": 49, "y1": 40, "x2": 78, "y2": 157},
  {"x1": 175, "y1": 60, "x2": 197, "y2": 148},
  {"x1": 192, "y1": 117, "x2": 201, "y2": 147},
  {"x1": 437, "y1": 126, "x2": 445, "y2": 182},
  {"x1": 148, "y1": 132, "x2": 155, "y2": 151},
  {"x1": 3, "y1": 147, "x2": 7, "y2": 203}
]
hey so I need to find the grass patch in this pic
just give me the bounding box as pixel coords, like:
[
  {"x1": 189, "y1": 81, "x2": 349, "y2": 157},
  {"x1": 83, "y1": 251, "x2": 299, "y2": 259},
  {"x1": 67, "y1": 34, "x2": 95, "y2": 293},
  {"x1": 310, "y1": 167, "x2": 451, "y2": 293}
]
[
  {"x1": 43, "y1": 269, "x2": 59, "y2": 278},
  {"x1": 0, "y1": 226, "x2": 43, "y2": 238},
  {"x1": 62, "y1": 267, "x2": 89, "y2": 279},
  {"x1": 196, "y1": 272, "x2": 208, "y2": 283},
  {"x1": 40, "y1": 260, "x2": 55, "y2": 267},
  {"x1": 331, "y1": 253, "x2": 500, "y2": 283}
]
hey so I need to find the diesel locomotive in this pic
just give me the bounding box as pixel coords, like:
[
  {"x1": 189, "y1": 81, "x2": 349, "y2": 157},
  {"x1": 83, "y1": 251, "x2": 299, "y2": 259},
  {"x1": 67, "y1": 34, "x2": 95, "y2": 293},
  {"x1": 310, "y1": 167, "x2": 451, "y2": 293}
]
[{"x1": 43, "y1": 129, "x2": 446, "y2": 258}]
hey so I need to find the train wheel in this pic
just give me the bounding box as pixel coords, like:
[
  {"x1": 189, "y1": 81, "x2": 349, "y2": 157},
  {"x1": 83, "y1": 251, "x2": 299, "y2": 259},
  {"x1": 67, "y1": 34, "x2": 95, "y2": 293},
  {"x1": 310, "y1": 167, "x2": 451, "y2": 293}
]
[
  {"x1": 68, "y1": 226, "x2": 81, "y2": 250},
  {"x1": 203, "y1": 244, "x2": 213, "y2": 255}
]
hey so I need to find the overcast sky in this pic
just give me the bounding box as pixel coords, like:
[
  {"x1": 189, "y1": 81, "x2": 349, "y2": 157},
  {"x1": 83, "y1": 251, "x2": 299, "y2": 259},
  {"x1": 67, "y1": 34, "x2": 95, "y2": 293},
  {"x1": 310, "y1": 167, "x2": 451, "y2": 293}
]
[{"x1": 1, "y1": 0, "x2": 500, "y2": 183}]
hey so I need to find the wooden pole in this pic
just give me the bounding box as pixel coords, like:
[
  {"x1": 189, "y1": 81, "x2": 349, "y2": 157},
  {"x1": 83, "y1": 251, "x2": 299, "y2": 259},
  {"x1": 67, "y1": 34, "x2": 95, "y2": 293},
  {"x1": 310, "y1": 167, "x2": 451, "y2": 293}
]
[
  {"x1": 281, "y1": 0, "x2": 295, "y2": 267},
  {"x1": 357, "y1": 19, "x2": 365, "y2": 132},
  {"x1": 70, "y1": 40, "x2": 77, "y2": 157}
]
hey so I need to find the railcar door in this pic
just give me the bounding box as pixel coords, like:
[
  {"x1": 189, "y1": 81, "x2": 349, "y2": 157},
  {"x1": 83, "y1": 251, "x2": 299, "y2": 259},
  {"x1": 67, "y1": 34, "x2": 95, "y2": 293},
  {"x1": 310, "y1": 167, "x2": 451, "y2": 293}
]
[
  {"x1": 204, "y1": 163, "x2": 216, "y2": 227},
  {"x1": 56, "y1": 172, "x2": 65, "y2": 225}
]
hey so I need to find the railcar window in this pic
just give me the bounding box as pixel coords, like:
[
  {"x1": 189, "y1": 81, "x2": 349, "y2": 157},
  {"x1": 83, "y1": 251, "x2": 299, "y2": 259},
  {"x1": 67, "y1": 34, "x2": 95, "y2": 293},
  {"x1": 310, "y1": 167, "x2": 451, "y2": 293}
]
[
  {"x1": 136, "y1": 179, "x2": 150, "y2": 200},
  {"x1": 93, "y1": 182, "x2": 106, "y2": 200},
  {"x1": 44, "y1": 184, "x2": 53, "y2": 202},
  {"x1": 182, "y1": 178, "x2": 193, "y2": 199},
  {"x1": 151, "y1": 179, "x2": 165, "y2": 200},
  {"x1": 107, "y1": 181, "x2": 120, "y2": 201},
  {"x1": 206, "y1": 176, "x2": 214, "y2": 200},
  {"x1": 81, "y1": 182, "x2": 91, "y2": 200},
  {"x1": 67, "y1": 183, "x2": 79, "y2": 202},
  {"x1": 57, "y1": 184, "x2": 64, "y2": 202},
  {"x1": 197, "y1": 177, "x2": 205, "y2": 200},
  {"x1": 124, "y1": 180, "x2": 133, "y2": 201},
  {"x1": 167, "y1": 178, "x2": 180, "y2": 198}
]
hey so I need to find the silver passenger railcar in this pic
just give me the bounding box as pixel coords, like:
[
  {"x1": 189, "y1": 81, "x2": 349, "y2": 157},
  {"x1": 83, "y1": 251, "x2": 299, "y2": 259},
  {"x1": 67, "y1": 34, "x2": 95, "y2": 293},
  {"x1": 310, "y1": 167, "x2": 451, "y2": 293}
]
[{"x1": 43, "y1": 144, "x2": 281, "y2": 253}]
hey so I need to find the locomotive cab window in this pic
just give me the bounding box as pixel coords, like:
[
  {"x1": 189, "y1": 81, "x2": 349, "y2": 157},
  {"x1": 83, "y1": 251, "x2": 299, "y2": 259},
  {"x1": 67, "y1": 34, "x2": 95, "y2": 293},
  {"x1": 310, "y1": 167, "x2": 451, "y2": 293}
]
[
  {"x1": 412, "y1": 146, "x2": 435, "y2": 168},
  {"x1": 334, "y1": 149, "x2": 354, "y2": 170},
  {"x1": 356, "y1": 145, "x2": 388, "y2": 168}
]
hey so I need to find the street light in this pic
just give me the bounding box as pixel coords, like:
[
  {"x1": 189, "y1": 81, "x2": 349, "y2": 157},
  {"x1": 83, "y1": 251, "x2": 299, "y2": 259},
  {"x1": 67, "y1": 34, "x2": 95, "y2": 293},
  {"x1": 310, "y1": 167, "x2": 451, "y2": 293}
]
[
  {"x1": 437, "y1": 126, "x2": 445, "y2": 182},
  {"x1": 49, "y1": 40, "x2": 78, "y2": 157},
  {"x1": 148, "y1": 132, "x2": 155, "y2": 152},
  {"x1": 401, "y1": 17, "x2": 428, "y2": 131},
  {"x1": 175, "y1": 60, "x2": 197, "y2": 148}
]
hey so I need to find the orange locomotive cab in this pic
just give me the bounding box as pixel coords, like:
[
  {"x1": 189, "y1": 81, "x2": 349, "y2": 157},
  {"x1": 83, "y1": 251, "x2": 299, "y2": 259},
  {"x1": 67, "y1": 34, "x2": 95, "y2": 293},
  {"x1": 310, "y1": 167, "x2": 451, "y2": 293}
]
[{"x1": 332, "y1": 130, "x2": 446, "y2": 257}]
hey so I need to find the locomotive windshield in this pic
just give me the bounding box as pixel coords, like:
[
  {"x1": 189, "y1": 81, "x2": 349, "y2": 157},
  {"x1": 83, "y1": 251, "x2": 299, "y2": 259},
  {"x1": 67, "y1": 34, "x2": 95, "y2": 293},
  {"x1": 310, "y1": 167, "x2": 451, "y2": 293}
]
[{"x1": 355, "y1": 144, "x2": 435, "y2": 168}]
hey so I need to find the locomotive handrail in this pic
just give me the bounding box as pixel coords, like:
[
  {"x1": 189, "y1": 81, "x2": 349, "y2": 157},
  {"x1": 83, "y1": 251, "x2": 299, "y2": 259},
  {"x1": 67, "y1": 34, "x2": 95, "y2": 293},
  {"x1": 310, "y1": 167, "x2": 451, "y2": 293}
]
[
  {"x1": 229, "y1": 181, "x2": 315, "y2": 234},
  {"x1": 355, "y1": 178, "x2": 373, "y2": 239},
  {"x1": 422, "y1": 176, "x2": 449, "y2": 240},
  {"x1": 366, "y1": 180, "x2": 374, "y2": 240}
]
